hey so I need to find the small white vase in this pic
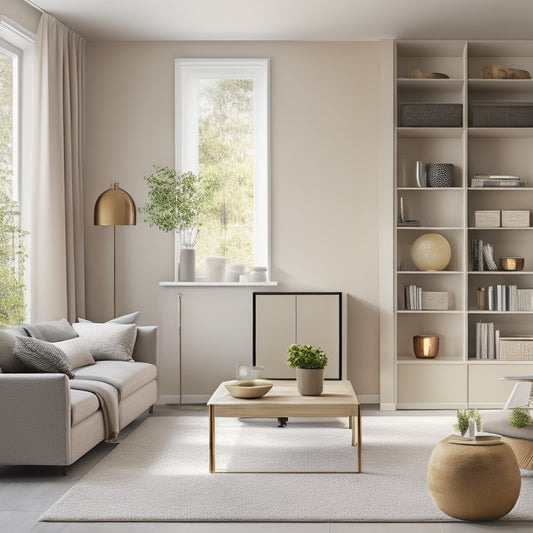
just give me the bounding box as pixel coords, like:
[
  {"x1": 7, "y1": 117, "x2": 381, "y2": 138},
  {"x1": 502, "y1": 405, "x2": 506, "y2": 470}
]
[
  {"x1": 178, "y1": 247, "x2": 196, "y2": 281},
  {"x1": 296, "y1": 368, "x2": 324, "y2": 396}
]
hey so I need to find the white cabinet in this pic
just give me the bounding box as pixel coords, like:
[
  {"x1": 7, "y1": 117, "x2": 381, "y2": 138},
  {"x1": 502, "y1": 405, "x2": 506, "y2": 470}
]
[
  {"x1": 253, "y1": 292, "x2": 343, "y2": 380},
  {"x1": 380, "y1": 39, "x2": 533, "y2": 409}
]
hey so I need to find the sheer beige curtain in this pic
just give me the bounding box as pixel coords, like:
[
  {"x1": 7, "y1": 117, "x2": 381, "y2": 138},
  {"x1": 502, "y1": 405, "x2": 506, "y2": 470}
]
[{"x1": 31, "y1": 13, "x2": 85, "y2": 322}]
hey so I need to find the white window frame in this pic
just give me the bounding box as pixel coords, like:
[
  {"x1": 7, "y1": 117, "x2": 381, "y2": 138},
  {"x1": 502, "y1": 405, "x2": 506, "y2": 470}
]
[
  {"x1": 0, "y1": 16, "x2": 35, "y2": 311},
  {"x1": 175, "y1": 58, "x2": 270, "y2": 271}
]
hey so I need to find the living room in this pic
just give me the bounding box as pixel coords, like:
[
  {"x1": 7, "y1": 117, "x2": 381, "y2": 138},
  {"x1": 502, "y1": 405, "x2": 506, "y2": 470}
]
[{"x1": 2, "y1": 0, "x2": 533, "y2": 531}]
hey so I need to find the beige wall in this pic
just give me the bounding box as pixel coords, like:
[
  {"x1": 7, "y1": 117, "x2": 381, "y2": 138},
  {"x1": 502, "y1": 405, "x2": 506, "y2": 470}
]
[
  {"x1": 3, "y1": 0, "x2": 40, "y2": 33},
  {"x1": 85, "y1": 40, "x2": 380, "y2": 400}
]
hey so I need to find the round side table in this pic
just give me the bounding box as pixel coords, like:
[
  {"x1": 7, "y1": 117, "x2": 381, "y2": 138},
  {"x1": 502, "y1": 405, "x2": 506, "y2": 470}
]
[{"x1": 427, "y1": 435, "x2": 521, "y2": 521}]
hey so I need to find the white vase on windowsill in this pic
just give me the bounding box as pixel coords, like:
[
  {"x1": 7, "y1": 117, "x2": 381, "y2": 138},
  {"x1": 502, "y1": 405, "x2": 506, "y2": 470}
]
[{"x1": 175, "y1": 228, "x2": 198, "y2": 282}]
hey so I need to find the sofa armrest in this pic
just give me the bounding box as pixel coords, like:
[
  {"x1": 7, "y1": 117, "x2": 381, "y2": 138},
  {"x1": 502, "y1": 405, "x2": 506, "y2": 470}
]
[
  {"x1": 132, "y1": 326, "x2": 159, "y2": 368},
  {"x1": 0, "y1": 373, "x2": 71, "y2": 465}
]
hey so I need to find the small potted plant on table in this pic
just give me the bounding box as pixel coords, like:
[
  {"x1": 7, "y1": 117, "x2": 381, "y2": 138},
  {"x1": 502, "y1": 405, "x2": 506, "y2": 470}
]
[{"x1": 286, "y1": 343, "x2": 328, "y2": 396}]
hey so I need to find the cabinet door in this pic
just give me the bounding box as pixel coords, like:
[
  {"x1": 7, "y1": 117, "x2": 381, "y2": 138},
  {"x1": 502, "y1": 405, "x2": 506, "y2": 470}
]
[
  {"x1": 397, "y1": 363, "x2": 467, "y2": 408},
  {"x1": 296, "y1": 294, "x2": 341, "y2": 379},
  {"x1": 254, "y1": 293, "x2": 342, "y2": 379},
  {"x1": 469, "y1": 363, "x2": 533, "y2": 408},
  {"x1": 254, "y1": 294, "x2": 296, "y2": 378}
]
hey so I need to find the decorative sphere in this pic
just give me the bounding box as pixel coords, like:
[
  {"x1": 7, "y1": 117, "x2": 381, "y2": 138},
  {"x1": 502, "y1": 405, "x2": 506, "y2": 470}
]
[{"x1": 410, "y1": 233, "x2": 451, "y2": 271}]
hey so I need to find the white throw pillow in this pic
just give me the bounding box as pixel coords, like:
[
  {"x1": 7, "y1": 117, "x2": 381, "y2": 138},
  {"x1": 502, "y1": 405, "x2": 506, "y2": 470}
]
[
  {"x1": 76, "y1": 311, "x2": 140, "y2": 324},
  {"x1": 55, "y1": 336, "x2": 95, "y2": 369},
  {"x1": 72, "y1": 323, "x2": 137, "y2": 362}
]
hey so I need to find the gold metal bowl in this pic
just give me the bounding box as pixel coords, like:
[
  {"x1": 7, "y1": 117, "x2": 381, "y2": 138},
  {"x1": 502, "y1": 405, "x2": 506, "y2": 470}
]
[
  {"x1": 224, "y1": 379, "x2": 273, "y2": 399},
  {"x1": 413, "y1": 335, "x2": 439, "y2": 359},
  {"x1": 500, "y1": 257, "x2": 524, "y2": 271}
]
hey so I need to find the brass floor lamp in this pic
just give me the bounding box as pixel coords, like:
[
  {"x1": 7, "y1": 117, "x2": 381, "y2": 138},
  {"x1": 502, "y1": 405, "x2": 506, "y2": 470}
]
[{"x1": 94, "y1": 183, "x2": 136, "y2": 318}]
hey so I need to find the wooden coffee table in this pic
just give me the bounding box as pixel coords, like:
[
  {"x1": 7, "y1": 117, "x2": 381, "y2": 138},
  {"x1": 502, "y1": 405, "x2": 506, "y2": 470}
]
[{"x1": 207, "y1": 380, "x2": 361, "y2": 473}]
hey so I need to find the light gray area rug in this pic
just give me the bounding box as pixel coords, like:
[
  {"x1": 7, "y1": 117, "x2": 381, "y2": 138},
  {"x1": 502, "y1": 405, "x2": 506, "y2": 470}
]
[{"x1": 41, "y1": 415, "x2": 533, "y2": 522}]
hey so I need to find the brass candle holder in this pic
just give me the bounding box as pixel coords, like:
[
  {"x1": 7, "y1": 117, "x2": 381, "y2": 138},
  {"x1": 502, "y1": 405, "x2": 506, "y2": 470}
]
[{"x1": 413, "y1": 335, "x2": 439, "y2": 359}]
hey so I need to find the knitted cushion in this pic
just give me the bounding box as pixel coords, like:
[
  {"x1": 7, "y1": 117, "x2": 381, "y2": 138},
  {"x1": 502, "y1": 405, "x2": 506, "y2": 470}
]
[{"x1": 13, "y1": 336, "x2": 74, "y2": 378}]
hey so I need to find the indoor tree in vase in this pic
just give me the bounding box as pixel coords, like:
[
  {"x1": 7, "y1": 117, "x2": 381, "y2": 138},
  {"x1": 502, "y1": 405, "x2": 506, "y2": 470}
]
[{"x1": 139, "y1": 165, "x2": 212, "y2": 281}]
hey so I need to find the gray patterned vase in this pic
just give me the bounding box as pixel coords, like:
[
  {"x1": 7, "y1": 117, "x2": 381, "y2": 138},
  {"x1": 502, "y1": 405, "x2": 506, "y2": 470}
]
[{"x1": 427, "y1": 163, "x2": 454, "y2": 187}]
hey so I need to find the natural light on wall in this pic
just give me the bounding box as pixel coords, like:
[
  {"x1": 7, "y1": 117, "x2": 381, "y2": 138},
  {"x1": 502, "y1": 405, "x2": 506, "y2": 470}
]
[{"x1": 175, "y1": 58, "x2": 269, "y2": 278}]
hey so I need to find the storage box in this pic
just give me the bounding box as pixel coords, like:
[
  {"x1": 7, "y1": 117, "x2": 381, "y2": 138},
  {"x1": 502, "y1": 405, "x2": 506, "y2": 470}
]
[
  {"x1": 422, "y1": 291, "x2": 449, "y2": 311},
  {"x1": 469, "y1": 103, "x2": 533, "y2": 127},
  {"x1": 474, "y1": 210, "x2": 500, "y2": 228},
  {"x1": 501, "y1": 210, "x2": 530, "y2": 227},
  {"x1": 499, "y1": 337, "x2": 533, "y2": 361},
  {"x1": 399, "y1": 103, "x2": 463, "y2": 127}
]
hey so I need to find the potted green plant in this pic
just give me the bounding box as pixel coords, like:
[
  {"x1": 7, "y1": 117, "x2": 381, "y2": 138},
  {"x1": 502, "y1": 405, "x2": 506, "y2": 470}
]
[
  {"x1": 287, "y1": 343, "x2": 328, "y2": 396},
  {"x1": 139, "y1": 165, "x2": 211, "y2": 281}
]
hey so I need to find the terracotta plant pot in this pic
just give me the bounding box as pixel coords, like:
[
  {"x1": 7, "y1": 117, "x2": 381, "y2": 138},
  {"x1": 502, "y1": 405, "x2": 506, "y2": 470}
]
[{"x1": 296, "y1": 368, "x2": 324, "y2": 396}]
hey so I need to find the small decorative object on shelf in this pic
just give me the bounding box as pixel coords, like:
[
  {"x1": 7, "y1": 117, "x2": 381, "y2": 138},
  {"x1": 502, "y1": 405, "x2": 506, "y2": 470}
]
[
  {"x1": 286, "y1": 344, "x2": 328, "y2": 396},
  {"x1": 501, "y1": 210, "x2": 530, "y2": 228},
  {"x1": 471, "y1": 239, "x2": 498, "y2": 271},
  {"x1": 410, "y1": 233, "x2": 451, "y2": 271},
  {"x1": 474, "y1": 210, "x2": 500, "y2": 228},
  {"x1": 249, "y1": 266, "x2": 268, "y2": 282},
  {"x1": 500, "y1": 257, "x2": 524, "y2": 271},
  {"x1": 206, "y1": 256, "x2": 226, "y2": 282},
  {"x1": 416, "y1": 161, "x2": 454, "y2": 188},
  {"x1": 405, "y1": 68, "x2": 450, "y2": 79},
  {"x1": 499, "y1": 337, "x2": 533, "y2": 361},
  {"x1": 470, "y1": 174, "x2": 524, "y2": 188},
  {"x1": 481, "y1": 63, "x2": 531, "y2": 79},
  {"x1": 413, "y1": 335, "x2": 439, "y2": 359}
]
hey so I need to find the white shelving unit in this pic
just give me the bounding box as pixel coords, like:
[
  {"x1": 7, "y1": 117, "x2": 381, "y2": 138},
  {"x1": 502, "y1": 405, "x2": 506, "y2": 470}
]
[{"x1": 380, "y1": 39, "x2": 533, "y2": 409}]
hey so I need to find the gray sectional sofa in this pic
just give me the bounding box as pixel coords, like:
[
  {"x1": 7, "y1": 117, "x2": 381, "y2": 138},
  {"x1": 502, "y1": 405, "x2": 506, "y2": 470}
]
[{"x1": 0, "y1": 318, "x2": 158, "y2": 466}]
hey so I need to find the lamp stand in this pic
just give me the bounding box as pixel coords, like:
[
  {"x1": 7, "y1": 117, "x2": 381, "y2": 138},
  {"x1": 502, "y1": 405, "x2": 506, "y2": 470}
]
[{"x1": 113, "y1": 225, "x2": 117, "y2": 318}]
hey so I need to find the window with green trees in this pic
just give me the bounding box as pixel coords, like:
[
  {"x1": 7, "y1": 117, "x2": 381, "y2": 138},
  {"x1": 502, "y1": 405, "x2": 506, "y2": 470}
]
[
  {"x1": 176, "y1": 59, "x2": 269, "y2": 278},
  {"x1": 0, "y1": 45, "x2": 27, "y2": 325}
]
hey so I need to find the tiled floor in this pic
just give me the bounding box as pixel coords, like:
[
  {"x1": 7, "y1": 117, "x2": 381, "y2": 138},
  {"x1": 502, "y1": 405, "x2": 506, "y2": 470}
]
[{"x1": 1, "y1": 405, "x2": 532, "y2": 533}]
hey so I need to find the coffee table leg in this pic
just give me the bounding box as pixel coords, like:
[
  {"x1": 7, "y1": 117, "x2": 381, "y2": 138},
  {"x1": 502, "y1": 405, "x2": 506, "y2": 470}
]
[
  {"x1": 357, "y1": 404, "x2": 362, "y2": 473},
  {"x1": 209, "y1": 404, "x2": 215, "y2": 473}
]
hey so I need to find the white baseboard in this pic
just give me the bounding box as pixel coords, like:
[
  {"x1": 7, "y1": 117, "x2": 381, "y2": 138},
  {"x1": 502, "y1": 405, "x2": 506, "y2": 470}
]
[
  {"x1": 358, "y1": 395, "x2": 379, "y2": 404},
  {"x1": 159, "y1": 394, "x2": 381, "y2": 406},
  {"x1": 379, "y1": 402, "x2": 397, "y2": 411},
  {"x1": 157, "y1": 395, "x2": 210, "y2": 405}
]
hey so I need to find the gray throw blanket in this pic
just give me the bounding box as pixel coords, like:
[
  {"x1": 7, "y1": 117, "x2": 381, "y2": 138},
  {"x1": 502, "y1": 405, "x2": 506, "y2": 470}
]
[{"x1": 70, "y1": 379, "x2": 120, "y2": 442}]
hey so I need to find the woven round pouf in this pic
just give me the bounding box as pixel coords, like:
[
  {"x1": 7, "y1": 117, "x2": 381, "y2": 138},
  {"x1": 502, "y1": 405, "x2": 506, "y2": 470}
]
[{"x1": 427, "y1": 436, "x2": 521, "y2": 521}]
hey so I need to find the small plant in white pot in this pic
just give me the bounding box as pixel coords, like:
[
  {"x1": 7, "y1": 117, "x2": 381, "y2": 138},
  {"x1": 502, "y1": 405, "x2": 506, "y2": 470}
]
[{"x1": 286, "y1": 344, "x2": 328, "y2": 396}]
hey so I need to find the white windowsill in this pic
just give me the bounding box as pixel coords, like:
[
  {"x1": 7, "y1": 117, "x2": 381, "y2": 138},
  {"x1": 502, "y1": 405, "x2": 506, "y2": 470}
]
[{"x1": 159, "y1": 281, "x2": 278, "y2": 287}]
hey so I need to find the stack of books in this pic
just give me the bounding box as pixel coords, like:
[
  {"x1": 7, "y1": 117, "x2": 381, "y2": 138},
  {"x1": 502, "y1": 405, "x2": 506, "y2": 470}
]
[
  {"x1": 404, "y1": 284, "x2": 423, "y2": 310},
  {"x1": 471, "y1": 240, "x2": 498, "y2": 271},
  {"x1": 475, "y1": 322, "x2": 499, "y2": 359},
  {"x1": 477, "y1": 285, "x2": 533, "y2": 311},
  {"x1": 471, "y1": 174, "x2": 526, "y2": 188}
]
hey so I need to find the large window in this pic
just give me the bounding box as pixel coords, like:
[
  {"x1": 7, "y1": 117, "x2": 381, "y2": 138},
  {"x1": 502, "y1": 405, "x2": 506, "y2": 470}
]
[
  {"x1": 175, "y1": 59, "x2": 269, "y2": 277},
  {"x1": 0, "y1": 18, "x2": 34, "y2": 324}
]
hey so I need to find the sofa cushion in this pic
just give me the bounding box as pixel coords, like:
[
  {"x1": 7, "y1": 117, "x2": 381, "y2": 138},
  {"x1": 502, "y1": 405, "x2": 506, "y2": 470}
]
[
  {"x1": 73, "y1": 360, "x2": 157, "y2": 399},
  {"x1": 13, "y1": 336, "x2": 75, "y2": 378},
  {"x1": 22, "y1": 318, "x2": 78, "y2": 342},
  {"x1": 72, "y1": 323, "x2": 137, "y2": 362},
  {"x1": 77, "y1": 311, "x2": 140, "y2": 324},
  {"x1": 56, "y1": 337, "x2": 95, "y2": 370},
  {"x1": 70, "y1": 389, "x2": 100, "y2": 426},
  {"x1": 0, "y1": 327, "x2": 29, "y2": 372}
]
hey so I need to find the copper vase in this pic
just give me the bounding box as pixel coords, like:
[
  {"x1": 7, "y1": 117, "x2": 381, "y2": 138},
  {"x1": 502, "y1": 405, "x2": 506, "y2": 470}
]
[{"x1": 413, "y1": 335, "x2": 439, "y2": 359}]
